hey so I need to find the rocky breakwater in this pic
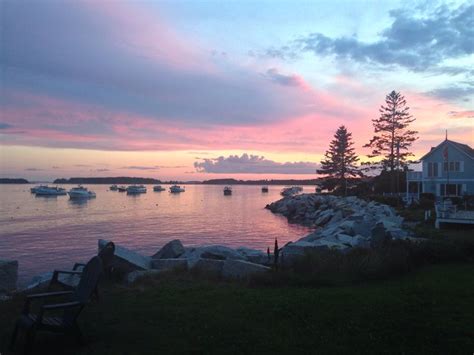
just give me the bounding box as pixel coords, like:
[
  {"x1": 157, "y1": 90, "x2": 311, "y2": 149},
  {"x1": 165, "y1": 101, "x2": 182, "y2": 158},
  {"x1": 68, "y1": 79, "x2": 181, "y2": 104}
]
[
  {"x1": 266, "y1": 194, "x2": 413, "y2": 260},
  {"x1": 96, "y1": 239, "x2": 271, "y2": 284}
]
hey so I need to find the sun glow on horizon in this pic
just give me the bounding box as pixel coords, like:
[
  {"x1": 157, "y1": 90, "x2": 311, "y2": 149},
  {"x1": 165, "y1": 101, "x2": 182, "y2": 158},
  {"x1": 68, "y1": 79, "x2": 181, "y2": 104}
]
[{"x1": 1, "y1": 0, "x2": 472, "y2": 180}]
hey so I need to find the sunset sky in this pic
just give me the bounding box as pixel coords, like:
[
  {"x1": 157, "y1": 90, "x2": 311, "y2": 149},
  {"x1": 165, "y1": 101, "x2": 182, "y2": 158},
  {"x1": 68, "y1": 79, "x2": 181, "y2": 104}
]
[{"x1": 1, "y1": 0, "x2": 473, "y2": 181}]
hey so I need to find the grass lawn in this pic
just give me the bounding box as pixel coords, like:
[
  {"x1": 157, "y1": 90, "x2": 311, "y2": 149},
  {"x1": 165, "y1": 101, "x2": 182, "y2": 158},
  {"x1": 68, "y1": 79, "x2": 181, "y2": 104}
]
[{"x1": 1, "y1": 263, "x2": 473, "y2": 354}]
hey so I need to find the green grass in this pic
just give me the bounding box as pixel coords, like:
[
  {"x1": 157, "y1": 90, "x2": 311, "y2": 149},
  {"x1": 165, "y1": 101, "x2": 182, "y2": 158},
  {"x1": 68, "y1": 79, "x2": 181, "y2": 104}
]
[{"x1": 2, "y1": 264, "x2": 474, "y2": 354}]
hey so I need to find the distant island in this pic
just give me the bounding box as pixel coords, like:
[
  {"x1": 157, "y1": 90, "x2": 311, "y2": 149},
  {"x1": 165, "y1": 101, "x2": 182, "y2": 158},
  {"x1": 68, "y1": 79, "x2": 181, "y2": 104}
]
[
  {"x1": 53, "y1": 177, "x2": 162, "y2": 184},
  {"x1": 0, "y1": 178, "x2": 29, "y2": 184},
  {"x1": 51, "y1": 177, "x2": 323, "y2": 185},
  {"x1": 201, "y1": 178, "x2": 321, "y2": 185}
]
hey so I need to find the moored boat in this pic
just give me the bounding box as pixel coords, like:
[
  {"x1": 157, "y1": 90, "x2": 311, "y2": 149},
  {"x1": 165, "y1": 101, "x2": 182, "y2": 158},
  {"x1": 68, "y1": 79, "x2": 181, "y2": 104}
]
[
  {"x1": 127, "y1": 185, "x2": 147, "y2": 194},
  {"x1": 117, "y1": 186, "x2": 127, "y2": 192},
  {"x1": 35, "y1": 186, "x2": 67, "y2": 196},
  {"x1": 153, "y1": 185, "x2": 166, "y2": 192},
  {"x1": 224, "y1": 186, "x2": 232, "y2": 195},
  {"x1": 261, "y1": 186, "x2": 269, "y2": 193},
  {"x1": 30, "y1": 185, "x2": 49, "y2": 193},
  {"x1": 169, "y1": 185, "x2": 185, "y2": 193},
  {"x1": 109, "y1": 184, "x2": 118, "y2": 191},
  {"x1": 68, "y1": 186, "x2": 96, "y2": 199}
]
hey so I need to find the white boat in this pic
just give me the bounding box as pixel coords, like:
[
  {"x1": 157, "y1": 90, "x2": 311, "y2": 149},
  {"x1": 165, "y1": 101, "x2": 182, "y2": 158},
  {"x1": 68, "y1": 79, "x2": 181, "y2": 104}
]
[
  {"x1": 261, "y1": 186, "x2": 269, "y2": 193},
  {"x1": 169, "y1": 185, "x2": 185, "y2": 193},
  {"x1": 153, "y1": 185, "x2": 166, "y2": 192},
  {"x1": 127, "y1": 185, "x2": 147, "y2": 194},
  {"x1": 117, "y1": 186, "x2": 127, "y2": 192},
  {"x1": 280, "y1": 186, "x2": 303, "y2": 197},
  {"x1": 224, "y1": 186, "x2": 232, "y2": 195},
  {"x1": 35, "y1": 186, "x2": 67, "y2": 196},
  {"x1": 110, "y1": 185, "x2": 118, "y2": 191},
  {"x1": 68, "y1": 186, "x2": 96, "y2": 199},
  {"x1": 30, "y1": 185, "x2": 49, "y2": 193}
]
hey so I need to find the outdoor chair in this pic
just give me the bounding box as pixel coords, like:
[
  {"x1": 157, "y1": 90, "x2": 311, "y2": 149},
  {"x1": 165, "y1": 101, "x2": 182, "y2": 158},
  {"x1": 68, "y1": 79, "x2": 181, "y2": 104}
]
[
  {"x1": 48, "y1": 241, "x2": 115, "y2": 295},
  {"x1": 10, "y1": 256, "x2": 103, "y2": 355}
]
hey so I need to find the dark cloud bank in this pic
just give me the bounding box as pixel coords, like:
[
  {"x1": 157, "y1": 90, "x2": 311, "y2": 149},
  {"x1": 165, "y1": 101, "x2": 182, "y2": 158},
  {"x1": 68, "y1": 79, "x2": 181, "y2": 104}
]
[{"x1": 194, "y1": 154, "x2": 318, "y2": 174}]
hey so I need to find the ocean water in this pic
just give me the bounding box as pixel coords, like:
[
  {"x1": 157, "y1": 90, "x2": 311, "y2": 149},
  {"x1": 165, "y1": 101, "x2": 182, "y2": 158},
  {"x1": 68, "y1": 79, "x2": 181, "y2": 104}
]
[{"x1": 0, "y1": 184, "x2": 312, "y2": 285}]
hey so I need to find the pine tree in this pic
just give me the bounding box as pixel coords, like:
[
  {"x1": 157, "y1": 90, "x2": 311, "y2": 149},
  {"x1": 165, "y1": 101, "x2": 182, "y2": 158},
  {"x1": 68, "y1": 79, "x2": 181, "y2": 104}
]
[
  {"x1": 317, "y1": 125, "x2": 361, "y2": 195},
  {"x1": 364, "y1": 91, "x2": 418, "y2": 172}
]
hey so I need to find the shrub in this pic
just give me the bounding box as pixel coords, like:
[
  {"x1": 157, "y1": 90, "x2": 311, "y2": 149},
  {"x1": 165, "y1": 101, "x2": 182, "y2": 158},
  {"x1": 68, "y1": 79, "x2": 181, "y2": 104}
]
[
  {"x1": 253, "y1": 236, "x2": 474, "y2": 288},
  {"x1": 420, "y1": 193, "x2": 435, "y2": 200},
  {"x1": 417, "y1": 198, "x2": 434, "y2": 209},
  {"x1": 366, "y1": 195, "x2": 403, "y2": 208}
]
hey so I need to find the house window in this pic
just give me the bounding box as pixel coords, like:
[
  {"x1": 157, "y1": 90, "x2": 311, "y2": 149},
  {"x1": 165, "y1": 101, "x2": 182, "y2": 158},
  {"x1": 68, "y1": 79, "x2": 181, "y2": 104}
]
[
  {"x1": 428, "y1": 162, "x2": 438, "y2": 177},
  {"x1": 440, "y1": 184, "x2": 462, "y2": 196},
  {"x1": 443, "y1": 161, "x2": 461, "y2": 172}
]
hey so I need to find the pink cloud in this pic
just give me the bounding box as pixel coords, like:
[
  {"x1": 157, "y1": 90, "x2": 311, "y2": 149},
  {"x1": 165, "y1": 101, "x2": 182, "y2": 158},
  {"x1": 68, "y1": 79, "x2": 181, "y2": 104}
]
[
  {"x1": 447, "y1": 110, "x2": 474, "y2": 119},
  {"x1": 1, "y1": 82, "x2": 472, "y2": 160}
]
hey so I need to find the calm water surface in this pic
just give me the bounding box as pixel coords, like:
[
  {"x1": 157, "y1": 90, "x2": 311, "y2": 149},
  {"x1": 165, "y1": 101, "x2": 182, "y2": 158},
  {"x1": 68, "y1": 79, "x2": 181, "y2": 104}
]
[{"x1": 0, "y1": 184, "x2": 312, "y2": 284}]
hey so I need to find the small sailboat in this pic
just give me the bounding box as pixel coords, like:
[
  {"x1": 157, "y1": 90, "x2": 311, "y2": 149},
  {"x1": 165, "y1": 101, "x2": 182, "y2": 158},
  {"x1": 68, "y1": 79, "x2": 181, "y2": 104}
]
[
  {"x1": 169, "y1": 185, "x2": 185, "y2": 193},
  {"x1": 35, "y1": 186, "x2": 67, "y2": 196},
  {"x1": 30, "y1": 185, "x2": 49, "y2": 193},
  {"x1": 224, "y1": 186, "x2": 232, "y2": 195},
  {"x1": 261, "y1": 186, "x2": 269, "y2": 193},
  {"x1": 109, "y1": 185, "x2": 118, "y2": 191},
  {"x1": 127, "y1": 185, "x2": 147, "y2": 194},
  {"x1": 68, "y1": 186, "x2": 96, "y2": 199},
  {"x1": 153, "y1": 185, "x2": 166, "y2": 192}
]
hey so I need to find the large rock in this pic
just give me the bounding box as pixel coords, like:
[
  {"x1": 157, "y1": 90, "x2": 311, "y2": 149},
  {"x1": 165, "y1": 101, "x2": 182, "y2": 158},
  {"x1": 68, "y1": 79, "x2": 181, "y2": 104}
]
[
  {"x1": 352, "y1": 221, "x2": 372, "y2": 238},
  {"x1": 99, "y1": 239, "x2": 151, "y2": 273},
  {"x1": 151, "y1": 258, "x2": 188, "y2": 271},
  {"x1": 335, "y1": 233, "x2": 354, "y2": 245},
  {"x1": 236, "y1": 247, "x2": 268, "y2": 264},
  {"x1": 351, "y1": 235, "x2": 371, "y2": 248},
  {"x1": 25, "y1": 272, "x2": 53, "y2": 292},
  {"x1": 315, "y1": 210, "x2": 333, "y2": 226},
  {"x1": 370, "y1": 222, "x2": 391, "y2": 248},
  {"x1": 125, "y1": 270, "x2": 162, "y2": 284},
  {"x1": 190, "y1": 258, "x2": 225, "y2": 277},
  {"x1": 151, "y1": 239, "x2": 185, "y2": 259},
  {"x1": 222, "y1": 260, "x2": 270, "y2": 279},
  {"x1": 282, "y1": 241, "x2": 330, "y2": 259},
  {"x1": 339, "y1": 220, "x2": 356, "y2": 236},
  {"x1": 57, "y1": 272, "x2": 81, "y2": 288},
  {"x1": 185, "y1": 245, "x2": 245, "y2": 268},
  {"x1": 386, "y1": 228, "x2": 409, "y2": 239},
  {"x1": 0, "y1": 259, "x2": 18, "y2": 292},
  {"x1": 327, "y1": 210, "x2": 343, "y2": 226}
]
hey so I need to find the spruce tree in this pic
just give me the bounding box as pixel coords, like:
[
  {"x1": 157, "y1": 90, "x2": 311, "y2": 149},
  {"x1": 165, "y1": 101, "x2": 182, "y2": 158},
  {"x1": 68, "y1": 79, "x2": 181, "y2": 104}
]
[
  {"x1": 317, "y1": 125, "x2": 361, "y2": 195},
  {"x1": 364, "y1": 91, "x2": 418, "y2": 172}
]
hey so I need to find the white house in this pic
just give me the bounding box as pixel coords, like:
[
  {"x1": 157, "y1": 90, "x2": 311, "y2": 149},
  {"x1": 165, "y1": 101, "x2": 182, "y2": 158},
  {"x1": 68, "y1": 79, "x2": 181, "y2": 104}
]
[{"x1": 406, "y1": 138, "x2": 474, "y2": 199}]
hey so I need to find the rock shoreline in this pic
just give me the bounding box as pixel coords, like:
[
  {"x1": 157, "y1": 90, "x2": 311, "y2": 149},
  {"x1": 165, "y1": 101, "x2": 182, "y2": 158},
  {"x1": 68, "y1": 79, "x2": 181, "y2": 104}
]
[
  {"x1": 2, "y1": 194, "x2": 416, "y2": 297},
  {"x1": 266, "y1": 193, "x2": 414, "y2": 259}
]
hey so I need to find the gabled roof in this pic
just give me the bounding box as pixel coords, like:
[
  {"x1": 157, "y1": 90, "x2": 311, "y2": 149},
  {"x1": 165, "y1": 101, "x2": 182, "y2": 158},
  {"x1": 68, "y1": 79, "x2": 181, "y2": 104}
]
[{"x1": 420, "y1": 139, "x2": 474, "y2": 161}]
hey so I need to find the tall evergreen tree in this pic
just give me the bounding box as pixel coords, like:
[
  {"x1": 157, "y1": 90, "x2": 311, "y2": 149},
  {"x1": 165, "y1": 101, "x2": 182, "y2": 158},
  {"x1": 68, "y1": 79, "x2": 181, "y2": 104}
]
[
  {"x1": 364, "y1": 91, "x2": 418, "y2": 172},
  {"x1": 317, "y1": 125, "x2": 361, "y2": 195}
]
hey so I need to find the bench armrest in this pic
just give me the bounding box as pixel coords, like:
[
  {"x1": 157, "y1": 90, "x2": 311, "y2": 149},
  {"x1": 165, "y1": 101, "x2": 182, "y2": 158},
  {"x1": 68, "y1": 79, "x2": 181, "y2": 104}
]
[{"x1": 23, "y1": 291, "x2": 73, "y2": 314}]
